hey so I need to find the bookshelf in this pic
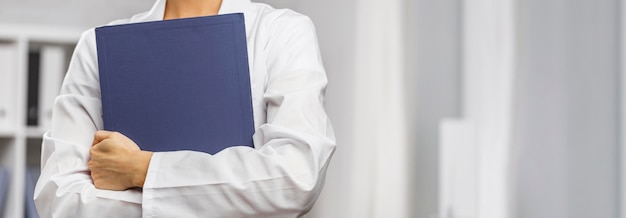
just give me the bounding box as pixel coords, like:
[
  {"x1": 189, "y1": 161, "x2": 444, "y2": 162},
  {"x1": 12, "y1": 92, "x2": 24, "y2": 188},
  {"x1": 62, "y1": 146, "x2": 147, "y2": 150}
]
[{"x1": 0, "y1": 23, "x2": 82, "y2": 218}]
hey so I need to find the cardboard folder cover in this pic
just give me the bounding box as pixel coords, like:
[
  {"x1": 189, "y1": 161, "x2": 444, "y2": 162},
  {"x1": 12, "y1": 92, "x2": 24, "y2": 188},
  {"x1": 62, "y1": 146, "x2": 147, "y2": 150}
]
[{"x1": 95, "y1": 13, "x2": 254, "y2": 154}]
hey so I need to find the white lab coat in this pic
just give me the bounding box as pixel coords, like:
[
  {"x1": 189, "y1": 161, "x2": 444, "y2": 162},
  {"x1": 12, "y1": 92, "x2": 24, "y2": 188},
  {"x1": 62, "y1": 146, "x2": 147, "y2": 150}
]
[{"x1": 33, "y1": 0, "x2": 336, "y2": 217}]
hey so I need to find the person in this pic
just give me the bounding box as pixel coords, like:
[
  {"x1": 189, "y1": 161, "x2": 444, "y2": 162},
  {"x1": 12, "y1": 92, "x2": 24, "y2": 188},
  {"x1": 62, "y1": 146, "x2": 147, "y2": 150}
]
[{"x1": 33, "y1": 0, "x2": 336, "y2": 217}]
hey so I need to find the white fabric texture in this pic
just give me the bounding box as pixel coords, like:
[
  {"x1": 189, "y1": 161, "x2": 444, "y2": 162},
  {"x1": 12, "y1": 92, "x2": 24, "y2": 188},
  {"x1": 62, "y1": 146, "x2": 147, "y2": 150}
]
[{"x1": 34, "y1": 0, "x2": 336, "y2": 217}]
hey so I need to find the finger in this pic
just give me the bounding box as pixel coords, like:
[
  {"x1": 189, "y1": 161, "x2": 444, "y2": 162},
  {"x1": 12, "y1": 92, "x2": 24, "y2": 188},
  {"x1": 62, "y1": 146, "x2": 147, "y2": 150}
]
[
  {"x1": 92, "y1": 138, "x2": 117, "y2": 153},
  {"x1": 92, "y1": 130, "x2": 115, "y2": 146}
]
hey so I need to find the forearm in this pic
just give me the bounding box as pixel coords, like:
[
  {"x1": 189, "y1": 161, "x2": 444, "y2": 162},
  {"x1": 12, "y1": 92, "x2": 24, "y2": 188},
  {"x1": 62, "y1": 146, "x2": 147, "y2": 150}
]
[
  {"x1": 142, "y1": 128, "x2": 335, "y2": 217},
  {"x1": 35, "y1": 133, "x2": 142, "y2": 217},
  {"x1": 35, "y1": 88, "x2": 143, "y2": 216}
]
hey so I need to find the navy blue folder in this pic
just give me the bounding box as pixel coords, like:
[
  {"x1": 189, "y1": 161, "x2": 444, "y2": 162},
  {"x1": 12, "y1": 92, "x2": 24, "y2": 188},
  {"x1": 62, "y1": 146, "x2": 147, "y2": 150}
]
[{"x1": 95, "y1": 13, "x2": 254, "y2": 154}]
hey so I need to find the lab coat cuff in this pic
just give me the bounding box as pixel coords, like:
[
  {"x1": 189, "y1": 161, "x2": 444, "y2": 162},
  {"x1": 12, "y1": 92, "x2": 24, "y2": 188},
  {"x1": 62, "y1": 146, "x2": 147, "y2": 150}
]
[
  {"x1": 141, "y1": 152, "x2": 162, "y2": 217},
  {"x1": 143, "y1": 151, "x2": 161, "y2": 189}
]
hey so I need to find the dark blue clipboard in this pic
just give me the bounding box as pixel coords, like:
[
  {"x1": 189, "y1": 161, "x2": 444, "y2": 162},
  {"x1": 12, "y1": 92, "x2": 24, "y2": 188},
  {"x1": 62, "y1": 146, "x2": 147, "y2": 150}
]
[{"x1": 96, "y1": 13, "x2": 254, "y2": 154}]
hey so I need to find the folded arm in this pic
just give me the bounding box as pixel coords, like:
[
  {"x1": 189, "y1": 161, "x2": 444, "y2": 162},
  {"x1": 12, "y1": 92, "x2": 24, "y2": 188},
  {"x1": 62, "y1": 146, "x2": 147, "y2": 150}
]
[{"x1": 34, "y1": 30, "x2": 144, "y2": 217}]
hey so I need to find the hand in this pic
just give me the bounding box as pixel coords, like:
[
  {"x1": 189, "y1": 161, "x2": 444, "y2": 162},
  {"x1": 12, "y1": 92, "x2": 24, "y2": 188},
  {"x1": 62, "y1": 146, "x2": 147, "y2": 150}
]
[{"x1": 88, "y1": 130, "x2": 153, "y2": 190}]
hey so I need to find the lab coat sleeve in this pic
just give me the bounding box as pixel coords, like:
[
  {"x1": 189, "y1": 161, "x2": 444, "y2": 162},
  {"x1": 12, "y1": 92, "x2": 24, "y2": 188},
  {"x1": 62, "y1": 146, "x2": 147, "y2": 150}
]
[
  {"x1": 141, "y1": 14, "x2": 336, "y2": 217},
  {"x1": 34, "y1": 29, "x2": 142, "y2": 217}
]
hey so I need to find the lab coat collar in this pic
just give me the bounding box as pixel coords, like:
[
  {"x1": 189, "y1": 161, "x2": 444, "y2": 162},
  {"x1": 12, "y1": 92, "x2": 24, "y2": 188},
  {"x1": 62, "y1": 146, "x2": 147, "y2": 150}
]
[{"x1": 136, "y1": 0, "x2": 251, "y2": 22}]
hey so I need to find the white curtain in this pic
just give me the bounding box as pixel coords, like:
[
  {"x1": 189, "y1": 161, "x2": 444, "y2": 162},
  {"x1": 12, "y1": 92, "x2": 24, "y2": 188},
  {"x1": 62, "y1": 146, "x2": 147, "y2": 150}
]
[{"x1": 349, "y1": 0, "x2": 409, "y2": 217}]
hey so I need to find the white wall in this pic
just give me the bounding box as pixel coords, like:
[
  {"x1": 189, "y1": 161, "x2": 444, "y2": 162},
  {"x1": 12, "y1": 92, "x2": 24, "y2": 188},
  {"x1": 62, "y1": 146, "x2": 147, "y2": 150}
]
[
  {"x1": 512, "y1": 0, "x2": 620, "y2": 217},
  {"x1": 406, "y1": 1, "x2": 461, "y2": 217},
  {"x1": 0, "y1": 0, "x2": 154, "y2": 28}
]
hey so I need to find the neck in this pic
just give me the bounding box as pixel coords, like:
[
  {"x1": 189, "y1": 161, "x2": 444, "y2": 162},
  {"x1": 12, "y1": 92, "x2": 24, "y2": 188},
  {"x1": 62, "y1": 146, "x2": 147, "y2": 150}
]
[{"x1": 163, "y1": 0, "x2": 223, "y2": 20}]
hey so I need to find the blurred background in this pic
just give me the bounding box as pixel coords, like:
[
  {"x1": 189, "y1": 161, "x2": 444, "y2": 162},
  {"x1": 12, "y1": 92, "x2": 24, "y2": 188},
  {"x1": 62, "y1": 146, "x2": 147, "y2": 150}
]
[{"x1": 0, "y1": 0, "x2": 623, "y2": 217}]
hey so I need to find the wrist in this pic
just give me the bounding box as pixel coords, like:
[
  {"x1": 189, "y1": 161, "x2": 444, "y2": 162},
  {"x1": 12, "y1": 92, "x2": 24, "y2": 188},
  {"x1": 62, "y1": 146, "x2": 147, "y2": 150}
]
[{"x1": 132, "y1": 150, "x2": 153, "y2": 188}]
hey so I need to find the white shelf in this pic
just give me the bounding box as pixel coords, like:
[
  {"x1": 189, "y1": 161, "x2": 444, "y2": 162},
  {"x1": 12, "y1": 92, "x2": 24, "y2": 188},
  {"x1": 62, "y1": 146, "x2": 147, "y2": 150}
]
[
  {"x1": 0, "y1": 23, "x2": 83, "y2": 44},
  {"x1": 0, "y1": 130, "x2": 15, "y2": 138},
  {"x1": 25, "y1": 127, "x2": 46, "y2": 138},
  {"x1": 0, "y1": 23, "x2": 80, "y2": 218}
]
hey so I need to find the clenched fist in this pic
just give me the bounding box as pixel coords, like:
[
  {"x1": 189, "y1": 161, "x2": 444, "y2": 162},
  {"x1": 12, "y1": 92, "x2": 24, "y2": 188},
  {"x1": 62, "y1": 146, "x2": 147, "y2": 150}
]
[{"x1": 89, "y1": 130, "x2": 153, "y2": 190}]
